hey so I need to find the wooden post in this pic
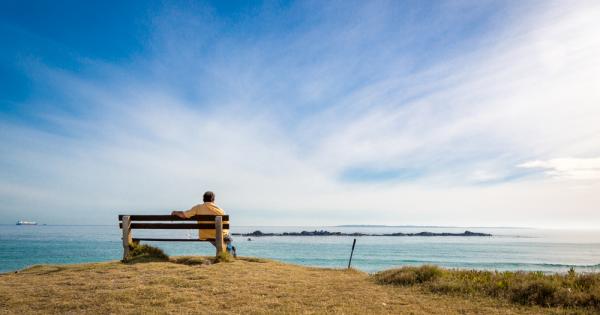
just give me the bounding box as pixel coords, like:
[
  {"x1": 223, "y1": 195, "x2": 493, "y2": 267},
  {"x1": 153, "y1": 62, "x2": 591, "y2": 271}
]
[
  {"x1": 215, "y1": 216, "x2": 224, "y2": 256},
  {"x1": 348, "y1": 238, "x2": 357, "y2": 269},
  {"x1": 122, "y1": 215, "x2": 132, "y2": 261}
]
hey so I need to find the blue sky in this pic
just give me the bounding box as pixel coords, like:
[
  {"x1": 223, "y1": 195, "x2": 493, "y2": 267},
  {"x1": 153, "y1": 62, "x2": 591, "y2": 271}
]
[{"x1": 1, "y1": 1, "x2": 599, "y2": 227}]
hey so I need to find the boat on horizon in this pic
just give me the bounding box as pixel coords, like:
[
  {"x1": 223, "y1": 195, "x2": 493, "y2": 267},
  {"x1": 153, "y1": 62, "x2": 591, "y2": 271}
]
[{"x1": 16, "y1": 220, "x2": 37, "y2": 225}]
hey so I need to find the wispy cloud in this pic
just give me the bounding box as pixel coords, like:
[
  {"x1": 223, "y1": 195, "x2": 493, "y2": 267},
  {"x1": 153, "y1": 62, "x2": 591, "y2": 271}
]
[
  {"x1": 1, "y1": 1, "x2": 600, "y2": 227},
  {"x1": 519, "y1": 158, "x2": 600, "y2": 181}
]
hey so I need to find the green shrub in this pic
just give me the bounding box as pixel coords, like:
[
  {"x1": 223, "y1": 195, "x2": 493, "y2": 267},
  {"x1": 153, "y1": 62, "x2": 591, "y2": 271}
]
[
  {"x1": 125, "y1": 243, "x2": 169, "y2": 262},
  {"x1": 509, "y1": 279, "x2": 559, "y2": 306},
  {"x1": 373, "y1": 265, "x2": 442, "y2": 285},
  {"x1": 373, "y1": 265, "x2": 600, "y2": 311},
  {"x1": 574, "y1": 273, "x2": 598, "y2": 290},
  {"x1": 428, "y1": 280, "x2": 465, "y2": 295}
]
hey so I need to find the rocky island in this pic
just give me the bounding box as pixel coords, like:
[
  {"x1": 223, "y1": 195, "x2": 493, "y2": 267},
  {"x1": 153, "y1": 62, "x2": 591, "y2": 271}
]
[{"x1": 232, "y1": 230, "x2": 492, "y2": 237}]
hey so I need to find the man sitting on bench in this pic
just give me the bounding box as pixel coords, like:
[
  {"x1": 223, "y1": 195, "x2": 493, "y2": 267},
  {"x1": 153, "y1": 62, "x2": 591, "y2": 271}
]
[{"x1": 171, "y1": 191, "x2": 236, "y2": 256}]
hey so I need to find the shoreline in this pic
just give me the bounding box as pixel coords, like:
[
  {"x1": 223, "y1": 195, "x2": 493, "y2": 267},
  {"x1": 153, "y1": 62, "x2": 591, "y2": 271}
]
[{"x1": 4, "y1": 259, "x2": 599, "y2": 276}]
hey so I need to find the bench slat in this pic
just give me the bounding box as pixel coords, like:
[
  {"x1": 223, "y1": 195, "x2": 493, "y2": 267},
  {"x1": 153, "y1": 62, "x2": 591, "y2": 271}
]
[
  {"x1": 119, "y1": 223, "x2": 230, "y2": 229},
  {"x1": 133, "y1": 238, "x2": 215, "y2": 242},
  {"x1": 118, "y1": 215, "x2": 229, "y2": 221}
]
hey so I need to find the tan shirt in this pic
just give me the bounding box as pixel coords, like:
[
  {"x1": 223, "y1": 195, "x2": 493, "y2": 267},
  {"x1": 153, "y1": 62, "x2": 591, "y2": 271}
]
[{"x1": 183, "y1": 202, "x2": 229, "y2": 240}]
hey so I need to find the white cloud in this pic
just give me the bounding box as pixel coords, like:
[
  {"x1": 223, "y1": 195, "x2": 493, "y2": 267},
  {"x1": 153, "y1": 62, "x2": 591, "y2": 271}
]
[{"x1": 519, "y1": 158, "x2": 600, "y2": 181}]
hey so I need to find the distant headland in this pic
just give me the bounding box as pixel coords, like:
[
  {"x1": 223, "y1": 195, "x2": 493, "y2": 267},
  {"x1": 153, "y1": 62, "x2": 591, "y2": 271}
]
[{"x1": 232, "y1": 230, "x2": 492, "y2": 237}]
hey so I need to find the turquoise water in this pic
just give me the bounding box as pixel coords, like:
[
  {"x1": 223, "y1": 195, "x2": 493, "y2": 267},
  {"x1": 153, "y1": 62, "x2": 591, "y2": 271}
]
[{"x1": 1, "y1": 225, "x2": 599, "y2": 274}]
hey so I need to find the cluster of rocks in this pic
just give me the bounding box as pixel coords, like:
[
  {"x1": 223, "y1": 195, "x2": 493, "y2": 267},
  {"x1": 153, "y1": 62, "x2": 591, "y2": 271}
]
[{"x1": 232, "y1": 230, "x2": 492, "y2": 237}]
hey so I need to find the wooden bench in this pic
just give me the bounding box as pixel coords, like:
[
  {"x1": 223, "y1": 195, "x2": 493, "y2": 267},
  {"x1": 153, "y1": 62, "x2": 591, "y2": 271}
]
[{"x1": 118, "y1": 214, "x2": 230, "y2": 261}]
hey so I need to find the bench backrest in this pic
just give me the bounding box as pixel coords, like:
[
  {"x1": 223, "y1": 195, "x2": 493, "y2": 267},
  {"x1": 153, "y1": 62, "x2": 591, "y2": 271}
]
[
  {"x1": 118, "y1": 214, "x2": 230, "y2": 260},
  {"x1": 118, "y1": 215, "x2": 230, "y2": 229}
]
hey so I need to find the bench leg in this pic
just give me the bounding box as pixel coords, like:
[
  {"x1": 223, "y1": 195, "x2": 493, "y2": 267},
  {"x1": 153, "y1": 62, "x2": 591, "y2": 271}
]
[
  {"x1": 215, "y1": 216, "x2": 224, "y2": 256},
  {"x1": 121, "y1": 216, "x2": 132, "y2": 261}
]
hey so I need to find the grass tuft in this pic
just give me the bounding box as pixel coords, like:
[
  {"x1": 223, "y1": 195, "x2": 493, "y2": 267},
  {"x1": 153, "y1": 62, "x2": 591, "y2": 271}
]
[
  {"x1": 373, "y1": 265, "x2": 442, "y2": 285},
  {"x1": 373, "y1": 265, "x2": 600, "y2": 310},
  {"x1": 125, "y1": 243, "x2": 169, "y2": 263},
  {"x1": 214, "y1": 251, "x2": 234, "y2": 263}
]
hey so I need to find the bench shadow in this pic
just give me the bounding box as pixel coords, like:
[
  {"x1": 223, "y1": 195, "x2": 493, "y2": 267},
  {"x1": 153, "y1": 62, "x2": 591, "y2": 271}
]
[
  {"x1": 123, "y1": 255, "x2": 269, "y2": 266},
  {"x1": 123, "y1": 255, "x2": 170, "y2": 265},
  {"x1": 170, "y1": 256, "x2": 213, "y2": 266},
  {"x1": 14, "y1": 265, "x2": 69, "y2": 275},
  {"x1": 236, "y1": 256, "x2": 269, "y2": 263},
  {"x1": 123, "y1": 255, "x2": 217, "y2": 266}
]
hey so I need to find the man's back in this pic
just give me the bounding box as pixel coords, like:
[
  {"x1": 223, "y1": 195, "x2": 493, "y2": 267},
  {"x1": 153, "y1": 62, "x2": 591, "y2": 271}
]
[
  {"x1": 183, "y1": 202, "x2": 229, "y2": 240},
  {"x1": 185, "y1": 202, "x2": 224, "y2": 216}
]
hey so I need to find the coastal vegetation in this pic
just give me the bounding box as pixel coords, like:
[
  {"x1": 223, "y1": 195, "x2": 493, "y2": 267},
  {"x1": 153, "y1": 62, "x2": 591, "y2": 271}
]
[
  {"x1": 374, "y1": 265, "x2": 600, "y2": 311},
  {"x1": 0, "y1": 257, "x2": 593, "y2": 314}
]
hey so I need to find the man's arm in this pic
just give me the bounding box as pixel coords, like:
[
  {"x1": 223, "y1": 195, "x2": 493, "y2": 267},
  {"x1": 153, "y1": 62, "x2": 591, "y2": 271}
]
[
  {"x1": 172, "y1": 205, "x2": 197, "y2": 219},
  {"x1": 171, "y1": 211, "x2": 187, "y2": 219}
]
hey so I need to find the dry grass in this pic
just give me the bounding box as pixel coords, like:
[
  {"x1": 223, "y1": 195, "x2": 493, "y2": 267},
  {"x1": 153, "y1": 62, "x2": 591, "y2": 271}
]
[{"x1": 0, "y1": 258, "x2": 582, "y2": 314}]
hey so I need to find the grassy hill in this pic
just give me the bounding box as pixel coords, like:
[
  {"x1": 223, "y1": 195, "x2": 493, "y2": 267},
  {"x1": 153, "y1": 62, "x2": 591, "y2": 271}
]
[{"x1": 0, "y1": 257, "x2": 595, "y2": 314}]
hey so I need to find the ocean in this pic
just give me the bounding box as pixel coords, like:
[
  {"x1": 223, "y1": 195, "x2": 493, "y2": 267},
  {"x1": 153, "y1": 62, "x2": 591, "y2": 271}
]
[{"x1": 1, "y1": 225, "x2": 599, "y2": 274}]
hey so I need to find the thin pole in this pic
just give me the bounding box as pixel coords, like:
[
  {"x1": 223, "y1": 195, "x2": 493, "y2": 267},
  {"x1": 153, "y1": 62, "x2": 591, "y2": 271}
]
[{"x1": 347, "y1": 238, "x2": 357, "y2": 269}]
